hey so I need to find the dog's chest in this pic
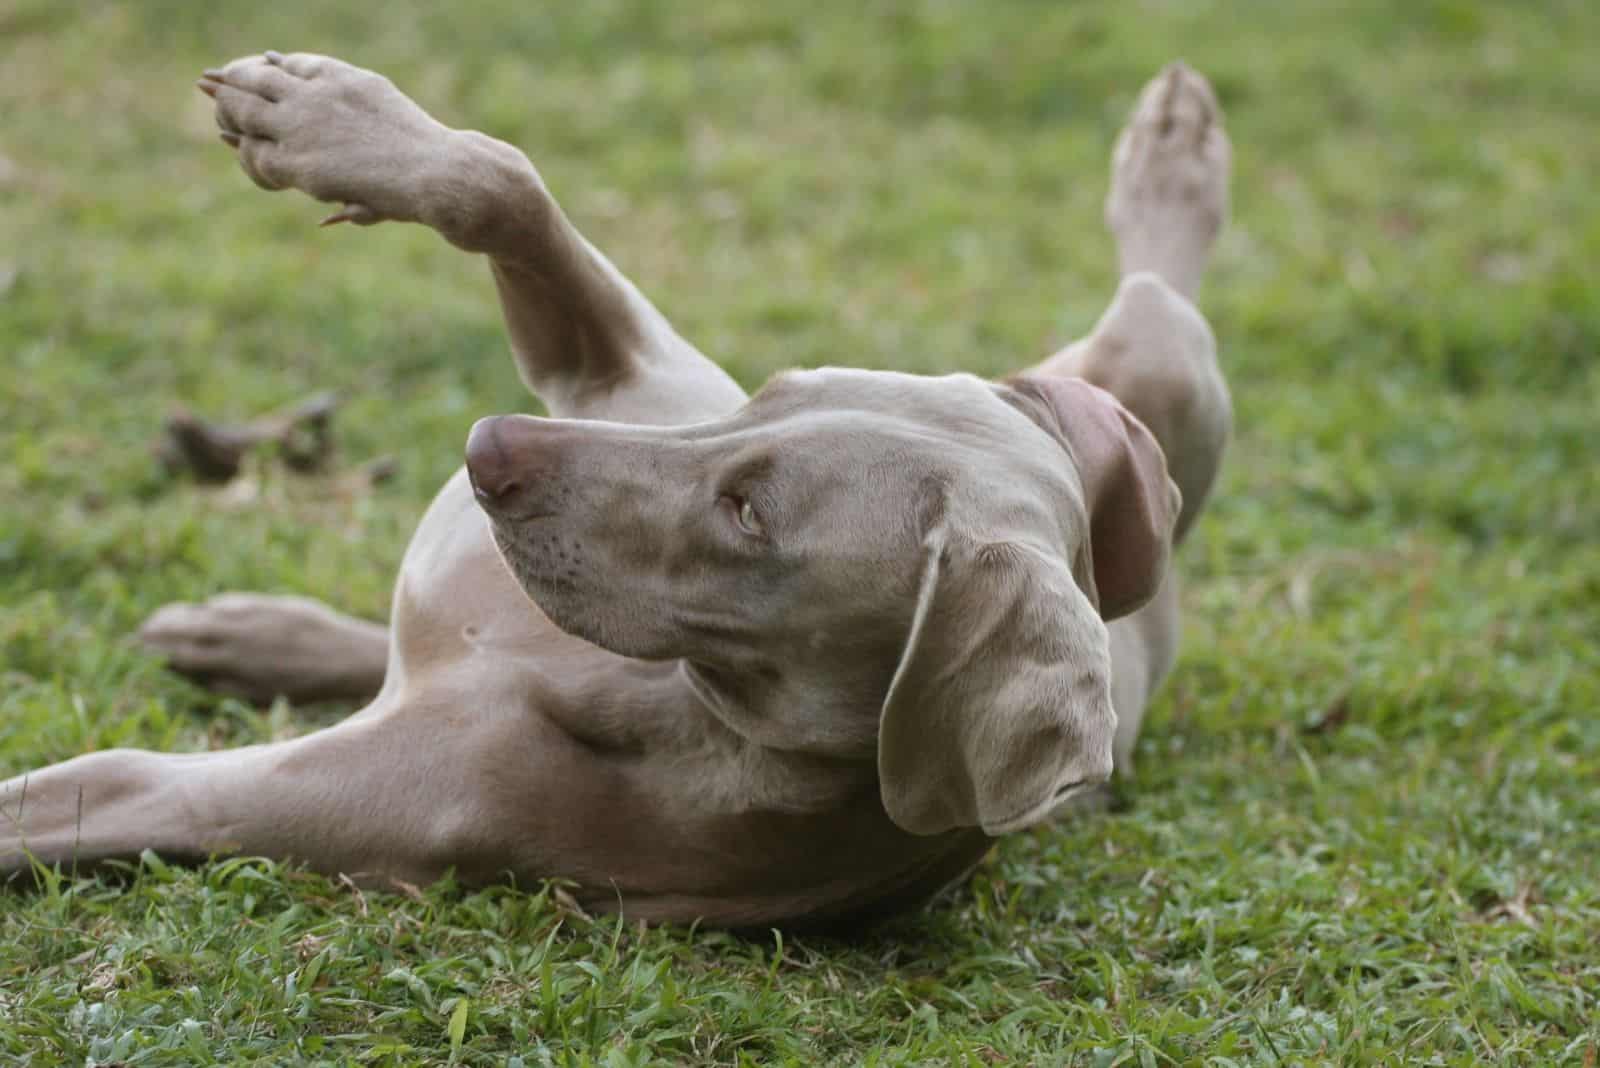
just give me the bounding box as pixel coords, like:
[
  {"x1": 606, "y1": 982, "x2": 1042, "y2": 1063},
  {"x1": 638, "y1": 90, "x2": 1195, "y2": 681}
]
[{"x1": 388, "y1": 467, "x2": 565, "y2": 675}]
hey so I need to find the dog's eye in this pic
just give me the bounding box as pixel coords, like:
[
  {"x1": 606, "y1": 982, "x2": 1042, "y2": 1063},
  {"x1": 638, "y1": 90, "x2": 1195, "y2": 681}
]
[
  {"x1": 736, "y1": 497, "x2": 764, "y2": 537},
  {"x1": 722, "y1": 494, "x2": 765, "y2": 538}
]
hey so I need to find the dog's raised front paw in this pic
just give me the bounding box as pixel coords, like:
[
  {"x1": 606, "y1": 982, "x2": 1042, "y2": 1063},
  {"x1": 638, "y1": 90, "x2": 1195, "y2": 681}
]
[{"x1": 197, "y1": 51, "x2": 450, "y2": 226}]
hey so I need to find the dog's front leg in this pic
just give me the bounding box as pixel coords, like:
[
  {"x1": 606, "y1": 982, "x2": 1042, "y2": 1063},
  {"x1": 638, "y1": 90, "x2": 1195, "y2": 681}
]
[
  {"x1": 0, "y1": 714, "x2": 497, "y2": 886},
  {"x1": 200, "y1": 52, "x2": 742, "y2": 422}
]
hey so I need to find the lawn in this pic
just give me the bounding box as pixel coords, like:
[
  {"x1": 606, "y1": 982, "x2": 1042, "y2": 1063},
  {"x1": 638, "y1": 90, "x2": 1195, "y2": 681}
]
[{"x1": 2, "y1": 0, "x2": 1598, "y2": 1062}]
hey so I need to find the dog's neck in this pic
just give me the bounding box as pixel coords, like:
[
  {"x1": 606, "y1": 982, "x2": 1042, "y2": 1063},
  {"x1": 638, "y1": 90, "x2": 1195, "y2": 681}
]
[{"x1": 678, "y1": 658, "x2": 887, "y2": 812}]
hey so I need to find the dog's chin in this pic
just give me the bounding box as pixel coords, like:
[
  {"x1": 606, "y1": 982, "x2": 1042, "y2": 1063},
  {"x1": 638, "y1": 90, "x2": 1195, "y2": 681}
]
[
  {"x1": 488, "y1": 527, "x2": 592, "y2": 628},
  {"x1": 487, "y1": 526, "x2": 677, "y2": 661}
]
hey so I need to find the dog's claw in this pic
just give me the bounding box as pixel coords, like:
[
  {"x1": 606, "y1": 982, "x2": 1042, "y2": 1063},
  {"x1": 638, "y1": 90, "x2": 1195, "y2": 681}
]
[
  {"x1": 219, "y1": 132, "x2": 241, "y2": 148},
  {"x1": 1156, "y1": 64, "x2": 1182, "y2": 136},
  {"x1": 196, "y1": 79, "x2": 219, "y2": 98},
  {"x1": 319, "y1": 203, "x2": 381, "y2": 227}
]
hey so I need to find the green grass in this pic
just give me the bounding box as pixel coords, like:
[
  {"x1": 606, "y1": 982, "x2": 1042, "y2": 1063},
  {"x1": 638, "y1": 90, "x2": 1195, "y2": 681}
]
[{"x1": 3, "y1": 0, "x2": 1598, "y2": 1062}]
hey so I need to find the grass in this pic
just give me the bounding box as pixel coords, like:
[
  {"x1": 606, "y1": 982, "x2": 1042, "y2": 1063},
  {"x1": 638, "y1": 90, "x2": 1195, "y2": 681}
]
[{"x1": 2, "y1": 0, "x2": 1598, "y2": 1062}]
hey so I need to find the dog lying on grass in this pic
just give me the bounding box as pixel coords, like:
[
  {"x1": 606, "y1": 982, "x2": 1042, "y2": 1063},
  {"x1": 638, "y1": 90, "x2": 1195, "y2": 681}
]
[{"x1": 2, "y1": 55, "x2": 1230, "y2": 927}]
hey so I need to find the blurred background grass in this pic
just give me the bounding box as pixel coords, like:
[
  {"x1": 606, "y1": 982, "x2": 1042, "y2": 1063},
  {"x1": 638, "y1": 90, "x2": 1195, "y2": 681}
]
[{"x1": 2, "y1": 0, "x2": 1598, "y2": 1062}]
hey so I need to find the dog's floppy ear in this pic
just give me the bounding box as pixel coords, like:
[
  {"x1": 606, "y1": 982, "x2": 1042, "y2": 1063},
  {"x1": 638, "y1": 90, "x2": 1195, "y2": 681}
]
[
  {"x1": 1005, "y1": 376, "x2": 1180, "y2": 620},
  {"x1": 878, "y1": 529, "x2": 1117, "y2": 836}
]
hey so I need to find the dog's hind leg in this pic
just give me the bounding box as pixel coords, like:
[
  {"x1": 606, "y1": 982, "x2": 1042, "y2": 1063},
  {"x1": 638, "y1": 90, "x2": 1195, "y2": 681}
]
[
  {"x1": 200, "y1": 52, "x2": 745, "y2": 427},
  {"x1": 1021, "y1": 63, "x2": 1234, "y2": 776},
  {"x1": 1031, "y1": 61, "x2": 1232, "y2": 544}
]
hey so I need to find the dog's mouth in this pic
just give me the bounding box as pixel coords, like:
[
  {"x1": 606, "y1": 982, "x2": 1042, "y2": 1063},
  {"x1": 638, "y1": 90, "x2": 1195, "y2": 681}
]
[{"x1": 477, "y1": 498, "x2": 559, "y2": 524}]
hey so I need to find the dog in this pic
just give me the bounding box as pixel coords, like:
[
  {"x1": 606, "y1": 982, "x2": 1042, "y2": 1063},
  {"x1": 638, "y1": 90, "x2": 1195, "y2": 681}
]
[{"x1": 1, "y1": 54, "x2": 1230, "y2": 928}]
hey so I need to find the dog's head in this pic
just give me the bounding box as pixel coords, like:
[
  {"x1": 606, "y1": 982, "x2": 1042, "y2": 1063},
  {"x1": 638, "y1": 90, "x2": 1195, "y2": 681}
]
[{"x1": 466, "y1": 369, "x2": 1179, "y2": 836}]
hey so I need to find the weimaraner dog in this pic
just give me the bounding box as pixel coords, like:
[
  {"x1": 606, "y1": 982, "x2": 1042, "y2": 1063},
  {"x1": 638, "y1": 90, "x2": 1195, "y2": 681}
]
[{"x1": 1, "y1": 55, "x2": 1230, "y2": 927}]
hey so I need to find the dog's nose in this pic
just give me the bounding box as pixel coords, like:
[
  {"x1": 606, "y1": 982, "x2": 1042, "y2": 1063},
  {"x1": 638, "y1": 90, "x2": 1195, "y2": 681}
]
[{"x1": 465, "y1": 415, "x2": 540, "y2": 507}]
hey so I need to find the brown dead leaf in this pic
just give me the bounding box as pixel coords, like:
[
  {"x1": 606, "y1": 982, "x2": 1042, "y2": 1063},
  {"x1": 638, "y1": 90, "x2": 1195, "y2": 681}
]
[
  {"x1": 388, "y1": 876, "x2": 426, "y2": 903},
  {"x1": 1481, "y1": 880, "x2": 1540, "y2": 928},
  {"x1": 157, "y1": 391, "x2": 340, "y2": 484},
  {"x1": 1304, "y1": 692, "x2": 1351, "y2": 735},
  {"x1": 337, "y1": 872, "x2": 369, "y2": 916},
  {"x1": 295, "y1": 933, "x2": 330, "y2": 962},
  {"x1": 552, "y1": 884, "x2": 594, "y2": 923},
  {"x1": 83, "y1": 961, "x2": 122, "y2": 994}
]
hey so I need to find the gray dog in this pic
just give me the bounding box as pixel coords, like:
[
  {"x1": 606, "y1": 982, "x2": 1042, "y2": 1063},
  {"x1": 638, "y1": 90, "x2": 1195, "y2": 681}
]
[{"x1": 2, "y1": 55, "x2": 1230, "y2": 927}]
